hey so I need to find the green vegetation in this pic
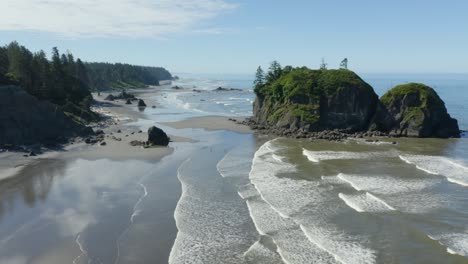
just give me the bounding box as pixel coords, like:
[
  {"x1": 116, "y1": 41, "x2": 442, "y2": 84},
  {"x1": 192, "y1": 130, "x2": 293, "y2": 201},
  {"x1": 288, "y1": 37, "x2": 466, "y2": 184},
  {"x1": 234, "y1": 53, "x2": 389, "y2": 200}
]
[
  {"x1": 85, "y1": 62, "x2": 172, "y2": 90},
  {"x1": 254, "y1": 62, "x2": 374, "y2": 125},
  {"x1": 381, "y1": 83, "x2": 445, "y2": 110},
  {"x1": 0, "y1": 41, "x2": 172, "y2": 123},
  {"x1": 0, "y1": 41, "x2": 97, "y2": 121}
]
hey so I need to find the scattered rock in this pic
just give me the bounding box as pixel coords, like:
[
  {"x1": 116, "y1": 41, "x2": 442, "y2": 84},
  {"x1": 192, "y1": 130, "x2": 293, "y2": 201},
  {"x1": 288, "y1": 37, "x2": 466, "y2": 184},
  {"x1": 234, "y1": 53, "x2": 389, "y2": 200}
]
[
  {"x1": 130, "y1": 140, "x2": 145, "y2": 147},
  {"x1": 152, "y1": 105, "x2": 156, "y2": 108},
  {"x1": 126, "y1": 99, "x2": 132, "y2": 104},
  {"x1": 138, "y1": 99, "x2": 147, "y2": 107},
  {"x1": 214, "y1": 87, "x2": 242, "y2": 92},
  {"x1": 100, "y1": 141, "x2": 107, "y2": 146}
]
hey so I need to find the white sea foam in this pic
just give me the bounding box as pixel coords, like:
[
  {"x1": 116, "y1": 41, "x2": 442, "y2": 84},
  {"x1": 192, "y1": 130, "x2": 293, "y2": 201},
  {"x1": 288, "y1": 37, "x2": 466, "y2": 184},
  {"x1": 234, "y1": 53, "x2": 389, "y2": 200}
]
[
  {"x1": 245, "y1": 197, "x2": 338, "y2": 264},
  {"x1": 333, "y1": 173, "x2": 439, "y2": 195},
  {"x1": 337, "y1": 174, "x2": 363, "y2": 191},
  {"x1": 300, "y1": 224, "x2": 376, "y2": 264},
  {"x1": 399, "y1": 155, "x2": 468, "y2": 186},
  {"x1": 302, "y1": 149, "x2": 394, "y2": 162},
  {"x1": 243, "y1": 239, "x2": 284, "y2": 264},
  {"x1": 427, "y1": 233, "x2": 468, "y2": 257},
  {"x1": 338, "y1": 192, "x2": 395, "y2": 213},
  {"x1": 216, "y1": 145, "x2": 252, "y2": 179},
  {"x1": 170, "y1": 156, "x2": 257, "y2": 264}
]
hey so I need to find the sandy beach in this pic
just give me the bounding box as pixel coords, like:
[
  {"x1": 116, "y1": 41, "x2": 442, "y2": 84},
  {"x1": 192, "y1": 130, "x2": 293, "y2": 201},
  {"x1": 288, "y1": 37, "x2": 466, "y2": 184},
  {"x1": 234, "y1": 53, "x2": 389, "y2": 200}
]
[{"x1": 0, "y1": 86, "x2": 255, "y2": 264}]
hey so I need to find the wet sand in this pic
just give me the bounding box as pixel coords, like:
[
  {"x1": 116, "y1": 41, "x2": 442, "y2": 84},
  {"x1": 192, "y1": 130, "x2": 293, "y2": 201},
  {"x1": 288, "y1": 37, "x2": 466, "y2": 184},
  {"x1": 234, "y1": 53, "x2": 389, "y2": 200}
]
[
  {"x1": 0, "y1": 87, "x2": 255, "y2": 264},
  {"x1": 161, "y1": 116, "x2": 251, "y2": 134}
]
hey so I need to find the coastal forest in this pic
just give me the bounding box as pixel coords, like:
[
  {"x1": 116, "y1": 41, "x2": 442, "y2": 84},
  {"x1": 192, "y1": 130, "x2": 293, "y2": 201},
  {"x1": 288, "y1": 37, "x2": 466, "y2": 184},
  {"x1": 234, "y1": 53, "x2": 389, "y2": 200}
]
[{"x1": 0, "y1": 41, "x2": 172, "y2": 121}]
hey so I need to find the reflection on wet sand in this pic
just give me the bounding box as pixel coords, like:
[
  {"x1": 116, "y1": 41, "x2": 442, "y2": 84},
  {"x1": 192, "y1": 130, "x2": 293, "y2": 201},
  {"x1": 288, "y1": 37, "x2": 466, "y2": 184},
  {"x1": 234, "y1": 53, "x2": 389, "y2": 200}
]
[
  {"x1": 0, "y1": 159, "x2": 68, "y2": 219},
  {"x1": 0, "y1": 158, "x2": 156, "y2": 264}
]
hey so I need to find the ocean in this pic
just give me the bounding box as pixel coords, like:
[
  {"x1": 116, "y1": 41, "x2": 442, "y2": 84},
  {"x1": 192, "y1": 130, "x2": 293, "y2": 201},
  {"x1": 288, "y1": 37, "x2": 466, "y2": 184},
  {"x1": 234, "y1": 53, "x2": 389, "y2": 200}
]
[
  {"x1": 160, "y1": 73, "x2": 468, "y2": 263},
  {"x1": 0, "y1": 73, "x2": 467, "y2": 264}
]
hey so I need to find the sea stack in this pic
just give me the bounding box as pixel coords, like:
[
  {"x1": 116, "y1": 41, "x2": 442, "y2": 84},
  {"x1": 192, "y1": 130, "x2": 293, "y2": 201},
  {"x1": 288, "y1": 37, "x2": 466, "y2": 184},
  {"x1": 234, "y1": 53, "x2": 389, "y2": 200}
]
[
  {"x1": 147, "y1": 126, "x2": 170, "y2": 146},
  {"x1": 252, "y1": 67, "x2": 460, "y2": 138},
  {"x1": 371, "y1": 83, "x2": 459, "y2": 138}
]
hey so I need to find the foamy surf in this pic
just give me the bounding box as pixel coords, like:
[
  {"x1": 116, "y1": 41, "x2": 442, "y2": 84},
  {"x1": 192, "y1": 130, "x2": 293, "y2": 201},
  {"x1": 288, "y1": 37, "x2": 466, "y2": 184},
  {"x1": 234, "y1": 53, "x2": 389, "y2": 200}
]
[
  {"x1": 331, "y1": 173, "x2": 439, "y2": 195},
  {"x1": 302, "y1": 149, "x2": 394, "y2": 162},
  {"x1": 247, "y1": 140, "x2": 377, "y2": 264},
  {"x1": 338, "y1": 192, "x2": 395, "y2": 213},
  {"x1": 399, "y1": 155, "x2": 468, "y2": 187},
  {"x1": 427, "y1": 233, "x2": 468, "y2": 257},
  {"x1": 170, "y1": 151, "x2": 257, "y2": 264}
]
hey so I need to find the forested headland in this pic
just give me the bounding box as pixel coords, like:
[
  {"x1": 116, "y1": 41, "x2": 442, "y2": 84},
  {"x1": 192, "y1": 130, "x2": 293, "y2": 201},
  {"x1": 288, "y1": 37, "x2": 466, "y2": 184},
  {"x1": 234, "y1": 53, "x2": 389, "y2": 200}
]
[{"x1": 0, "y1": 41, "x2": 172, "y2": 122}]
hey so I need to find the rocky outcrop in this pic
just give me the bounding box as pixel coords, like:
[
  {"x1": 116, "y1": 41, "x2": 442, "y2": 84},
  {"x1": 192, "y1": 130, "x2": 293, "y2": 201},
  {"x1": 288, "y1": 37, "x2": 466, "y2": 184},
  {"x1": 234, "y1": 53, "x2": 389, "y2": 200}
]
[
  {"x1": 0, "y1": 85, "x2": 93, "y2": 145},
  {"x1": 147, "y1": 126, "x2": 170, "y2": 146},
  {"x1": 253, "y1": 69, "x2": 378, "y2": 132},
  {"x1": 214, "y1": 87, "x2": 242, "y2": 92},
  {"x1": 252, "y1": 69, "x2": 459, "y2": 139},
  {"x1": 370, "y1": 83, "x2": 459, "y2": 138}
]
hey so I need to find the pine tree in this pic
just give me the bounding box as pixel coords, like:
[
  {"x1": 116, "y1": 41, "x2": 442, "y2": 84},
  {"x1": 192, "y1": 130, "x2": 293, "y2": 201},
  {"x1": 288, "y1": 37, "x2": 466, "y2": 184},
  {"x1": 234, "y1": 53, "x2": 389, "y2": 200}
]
[
  {"x1": 340, "y1": 58, "x2": 348, "y2": 69},
  {"x1": 266, "y1": 60, "x2": 282, "y2": 83},
  {"x1": 253, "y1": 66, "x2": 265, "y2": 88},
  {"x1": 320, "y1": 58, "x2": 327, "y2": 70},
  {"x1": 0, "y1": 47, "x2": 9, "y2": 83}
]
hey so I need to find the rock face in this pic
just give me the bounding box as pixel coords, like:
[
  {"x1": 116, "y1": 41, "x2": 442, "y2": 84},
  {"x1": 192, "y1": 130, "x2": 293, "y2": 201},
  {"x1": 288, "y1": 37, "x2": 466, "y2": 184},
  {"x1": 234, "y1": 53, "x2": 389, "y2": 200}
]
[
  {"x1": 147, "y1": 126, "x2": 170, "y2": 146},
  {"x1": 371, "y1": 83, "x2": 459, "y2": 138},
  {"x1": 253, "y1": 69, "x2": 378, "y2": 132},
  {"x1": 252, "y1": 69, "x2": 459, "y2": 138},
  {"x1": 0, "y1": 85, "x2": 93, "y2": 145}
]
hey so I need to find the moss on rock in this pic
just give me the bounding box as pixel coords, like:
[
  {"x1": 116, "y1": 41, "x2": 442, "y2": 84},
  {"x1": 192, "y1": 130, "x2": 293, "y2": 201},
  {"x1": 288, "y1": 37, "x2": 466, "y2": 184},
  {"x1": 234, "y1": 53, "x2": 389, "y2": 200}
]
[
  {"x1": 375, "y1": 83, "x2": 459, "y2": 138},
  {"x1": 253, "y1": 68, "x2": 378, "y2": 131}
]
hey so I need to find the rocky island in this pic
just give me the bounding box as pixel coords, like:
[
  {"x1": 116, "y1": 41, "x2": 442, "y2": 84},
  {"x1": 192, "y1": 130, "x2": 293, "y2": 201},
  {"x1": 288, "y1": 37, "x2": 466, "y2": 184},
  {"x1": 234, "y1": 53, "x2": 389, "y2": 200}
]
[{"x1": 247, "y1": 64, "x2": 460, "y2": 139}]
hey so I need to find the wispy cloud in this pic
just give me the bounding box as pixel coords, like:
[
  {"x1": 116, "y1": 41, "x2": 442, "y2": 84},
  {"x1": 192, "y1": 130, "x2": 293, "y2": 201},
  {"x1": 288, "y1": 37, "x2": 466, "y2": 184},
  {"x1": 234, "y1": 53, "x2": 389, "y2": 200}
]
[{"x1": 1, "y1": 0, "x2": 238, "y2": 37}]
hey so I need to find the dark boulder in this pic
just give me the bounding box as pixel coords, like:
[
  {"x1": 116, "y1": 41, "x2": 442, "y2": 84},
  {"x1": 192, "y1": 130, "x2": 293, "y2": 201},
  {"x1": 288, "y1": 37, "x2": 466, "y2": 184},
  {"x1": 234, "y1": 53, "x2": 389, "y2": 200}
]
[
  {"x1": 126, "y1": 99, "x2": 132, "y2": 104},
  {"x1": 372, "y1": 83, "x2": 459, "y2": 138},
  {"x1": 138, "y1": 99, "x2": 147, "y2": 107},
  {"x1": 147, "y1": 126, "x2": 170, "y2": 146}
]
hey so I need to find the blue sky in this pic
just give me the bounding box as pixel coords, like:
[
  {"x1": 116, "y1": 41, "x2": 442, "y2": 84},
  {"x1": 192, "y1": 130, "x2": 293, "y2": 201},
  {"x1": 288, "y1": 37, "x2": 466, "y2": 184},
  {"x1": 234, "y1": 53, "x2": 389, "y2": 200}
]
[{"x1": 1, "y1": 0, "x2": 467, "y2": 75}]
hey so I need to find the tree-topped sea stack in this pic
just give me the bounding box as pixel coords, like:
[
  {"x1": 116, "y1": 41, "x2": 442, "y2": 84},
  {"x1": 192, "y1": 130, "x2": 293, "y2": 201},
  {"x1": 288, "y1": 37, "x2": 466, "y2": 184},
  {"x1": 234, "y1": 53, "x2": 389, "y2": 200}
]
[
  {"x1": 371, "y1": 83, "x2": 459, "y2": 138},
  {"x1": 253, "y1": 65, "x2": 378, "y2": 132},
  {"x1": 251, "y1": 62, "x2": 460, "y2": 138}
]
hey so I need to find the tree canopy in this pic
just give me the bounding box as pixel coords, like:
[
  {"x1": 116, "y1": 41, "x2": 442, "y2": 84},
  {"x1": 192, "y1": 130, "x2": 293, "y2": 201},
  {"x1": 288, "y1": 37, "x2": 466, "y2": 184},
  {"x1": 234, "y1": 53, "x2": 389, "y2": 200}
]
[
  {"x1": 85, "y1": 62, "x2": 172, "y2": 90},
  {"x1": 0, "y1": 41, "x2": 172, "y2": 122}
]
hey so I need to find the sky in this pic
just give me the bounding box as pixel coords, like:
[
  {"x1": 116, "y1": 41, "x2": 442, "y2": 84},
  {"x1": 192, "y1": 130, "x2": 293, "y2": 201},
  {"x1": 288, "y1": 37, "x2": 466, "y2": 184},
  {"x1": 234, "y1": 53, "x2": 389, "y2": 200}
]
[{"x1": 1, "y1": 0, "x2": 467, "y2": 75}]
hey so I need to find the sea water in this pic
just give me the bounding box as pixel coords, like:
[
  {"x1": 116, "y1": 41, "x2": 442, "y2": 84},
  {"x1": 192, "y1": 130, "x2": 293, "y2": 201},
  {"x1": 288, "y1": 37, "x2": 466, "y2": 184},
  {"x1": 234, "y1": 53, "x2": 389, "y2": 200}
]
[
  {"x1": 163, "y1": 73, "x2": 468, "y2": 263},
  {"x1": 1, "y1": 73, "x2": 467, "y2": 264}
]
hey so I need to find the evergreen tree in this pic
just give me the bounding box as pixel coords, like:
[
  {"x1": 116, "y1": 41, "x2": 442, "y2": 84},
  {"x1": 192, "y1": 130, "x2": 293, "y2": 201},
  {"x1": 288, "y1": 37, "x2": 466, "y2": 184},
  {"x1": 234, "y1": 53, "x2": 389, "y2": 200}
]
[
  {"x1": 320, "y1": 58, "x2": 328, "y2": 70},
  {"x1": 253, "y1": 66, "x2": 265, "y2": 88},
  {"x1": 340, "y1": 58, "x2": 348, "y2": 69},
  {"x1": 0, "y1": 47, "x2": 9, "y2": 83},
  {"x1": 266, "y1": 60, "x2": 282, "y2": 83}
]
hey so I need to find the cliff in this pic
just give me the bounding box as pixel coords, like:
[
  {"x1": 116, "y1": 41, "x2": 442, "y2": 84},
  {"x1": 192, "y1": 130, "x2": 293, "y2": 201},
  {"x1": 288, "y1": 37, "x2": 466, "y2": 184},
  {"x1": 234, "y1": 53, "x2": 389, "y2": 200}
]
[
  {"x1": 252, "y1": 68, "x2": 459, "y2": 138},
  {"x1": 0, "y1": 85, "x2": 93, "y2": 146}
]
